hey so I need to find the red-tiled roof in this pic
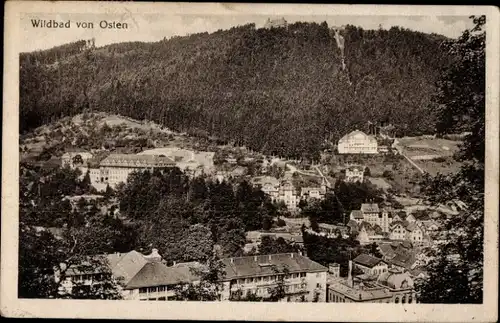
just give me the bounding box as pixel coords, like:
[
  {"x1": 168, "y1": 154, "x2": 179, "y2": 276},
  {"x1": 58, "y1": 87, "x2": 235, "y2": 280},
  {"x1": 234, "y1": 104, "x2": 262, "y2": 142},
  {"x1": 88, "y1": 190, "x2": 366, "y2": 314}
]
[{"x1": 221, "y1": 253, "x2": 327, "y2": 280}]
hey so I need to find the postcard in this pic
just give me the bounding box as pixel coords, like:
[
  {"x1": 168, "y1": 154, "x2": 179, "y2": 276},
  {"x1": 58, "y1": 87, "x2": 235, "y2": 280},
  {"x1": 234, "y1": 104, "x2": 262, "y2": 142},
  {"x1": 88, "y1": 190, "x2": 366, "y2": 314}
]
[{"x1": 2, "y1": 2, "x2": 499, "y2": 321}]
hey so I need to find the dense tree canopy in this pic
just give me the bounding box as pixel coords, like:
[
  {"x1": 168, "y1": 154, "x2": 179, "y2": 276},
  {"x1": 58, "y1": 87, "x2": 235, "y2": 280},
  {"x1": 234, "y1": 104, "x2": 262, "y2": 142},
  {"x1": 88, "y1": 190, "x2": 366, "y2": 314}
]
[
  {"x1": 416, "y1": 15, "x2": 485, "y2": 304},
  {"x1": 117, "y1": 168, "x2": 276, "y2": 260},
  {"x1": 20, "y1": 22, "x2": 451, "y2": 159},
  {"x1": 302, "y1": 228, "x2": 366, "y2": 276},
  {"x1": 19, "y1": 166, "x2": 128, "y2": 299}
]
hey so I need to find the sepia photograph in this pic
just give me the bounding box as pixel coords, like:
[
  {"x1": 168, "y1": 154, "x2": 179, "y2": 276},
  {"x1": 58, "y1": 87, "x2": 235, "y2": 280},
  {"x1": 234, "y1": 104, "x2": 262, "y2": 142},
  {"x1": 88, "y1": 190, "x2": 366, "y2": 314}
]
[{"x1": 2, "y1": 2, "x2": 499, "y2": 321}]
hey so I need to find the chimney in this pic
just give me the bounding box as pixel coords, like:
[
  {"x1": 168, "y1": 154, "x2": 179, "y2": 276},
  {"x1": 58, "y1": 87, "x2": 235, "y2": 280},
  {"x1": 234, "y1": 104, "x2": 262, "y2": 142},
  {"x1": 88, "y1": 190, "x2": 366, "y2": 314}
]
[
  {"x1": 290, "y1": 253, "x2": 294, "y2": 258},
  {"x1": 268, "y1": 255, "x2": 272, "y2": 261},
  {"x1": 347, "y1": 260, "x2": 353, "y2": 287},
  {"x1": 254, "y1": 256, "x2": 258, "y2": 262},
  {"x1": 230, "y1": 258, "x2": 234, "y2": 264}
]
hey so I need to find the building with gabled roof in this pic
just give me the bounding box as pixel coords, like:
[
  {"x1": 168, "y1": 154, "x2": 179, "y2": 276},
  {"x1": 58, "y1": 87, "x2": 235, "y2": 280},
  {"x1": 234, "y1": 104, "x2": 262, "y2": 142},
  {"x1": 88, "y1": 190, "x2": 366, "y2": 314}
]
[
  {"x1": 60, "y1": 249, "x2": 200, "y2": 301},
  {"x1": 220, "y1": 253, "x2": 327, "y2": 302},
  {"x1": 345, "y1": 165, "x2": 365, "y2": 183},
  {"x1": 353, "y1": 254, "x2": 389, "y2": 276},
  {"x1": 338, "y1": 130, "x2": 378, "y2": 154},
  {"x1": 264, "y1": 17, "x2": 288, "y2": 29},
  {"x1": 88, "y1": 153, "x2": 176, "y2": 190},
  {"x1": 361, "y1": 203, "x2": 380, "y2": 214}
]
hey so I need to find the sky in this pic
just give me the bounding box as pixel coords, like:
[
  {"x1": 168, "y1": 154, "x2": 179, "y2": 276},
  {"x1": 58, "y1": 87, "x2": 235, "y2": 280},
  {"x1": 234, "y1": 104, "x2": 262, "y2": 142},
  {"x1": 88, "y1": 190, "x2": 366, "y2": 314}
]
[{"x1": 20, "y1": 12, "x2": 474, "y2": 53}]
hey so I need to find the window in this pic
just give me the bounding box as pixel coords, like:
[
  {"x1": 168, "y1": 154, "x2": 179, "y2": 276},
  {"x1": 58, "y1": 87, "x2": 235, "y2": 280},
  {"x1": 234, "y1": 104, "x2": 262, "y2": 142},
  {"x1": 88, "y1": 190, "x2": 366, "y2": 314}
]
[
  {"x1": 316, "y1": 283, "x2": 321, "y2": 289},
  {"x1": 300, "y1": 272, "x2": 306, "y2": 278},
  {"x1": 408, "y1": 295, "x2": 413, "y2": 304},
  {"x1": 402, "y1": 295, "x2": 406, "y2": 304},
  {"x1": 395, "y1": 296, "x2": 400, "y2": 304},
  {"x1": 139, "y1": 288, "x2": 147, "y2": 294}
]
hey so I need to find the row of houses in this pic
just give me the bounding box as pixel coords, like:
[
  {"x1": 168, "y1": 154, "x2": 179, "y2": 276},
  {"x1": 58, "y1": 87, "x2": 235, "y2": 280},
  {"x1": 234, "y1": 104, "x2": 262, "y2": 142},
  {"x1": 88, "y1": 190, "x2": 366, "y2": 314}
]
[
  {"x1": 60, "y1": 250, "x2": 329, "y2": 302},
  {"x1": 348, "y1": 203, "x2": 439, "y2": 246}
]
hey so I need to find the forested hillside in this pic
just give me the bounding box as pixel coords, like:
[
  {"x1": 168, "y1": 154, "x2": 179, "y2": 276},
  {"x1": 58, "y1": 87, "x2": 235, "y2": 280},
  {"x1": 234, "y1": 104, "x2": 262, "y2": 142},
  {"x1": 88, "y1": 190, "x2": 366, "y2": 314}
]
[{"x1": 20, "y1": 22, "x2": 451, "y2": 159}]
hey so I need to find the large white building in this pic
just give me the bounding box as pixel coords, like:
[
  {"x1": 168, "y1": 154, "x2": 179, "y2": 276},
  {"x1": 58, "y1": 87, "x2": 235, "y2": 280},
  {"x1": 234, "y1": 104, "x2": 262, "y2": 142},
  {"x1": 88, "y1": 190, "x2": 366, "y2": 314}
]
[
  {"x1": 338, "y1": 130, "x2": 378, "y2": 154},
  {"x1": 221, "y1": 253, "x2": 328, "y2": 302},
  {"x1": 88, "y1": 154, "x2": 176, "y2": 190}
]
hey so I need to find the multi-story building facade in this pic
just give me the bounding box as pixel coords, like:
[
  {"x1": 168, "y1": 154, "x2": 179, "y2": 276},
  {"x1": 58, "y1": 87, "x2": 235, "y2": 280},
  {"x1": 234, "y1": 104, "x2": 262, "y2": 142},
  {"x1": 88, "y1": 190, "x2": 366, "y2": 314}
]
[
  {"x1": 345, "y1": 166, "x2": 365, "y2": 182},
  {"x1": 254, "y1": 176, "x2": 326, "y2": 212},
  {"x1": 277, "y1": 180, "x2": 299, "y2": 211},
  {"x1": 61, "y1": 148, "x2": 94, "y2": 169},
  {"x1": 300, "y1": 184, "x2": 327, "y2": 201},
  {"x1": 60, "y1": 250, "x2": 327, "y2": 302},
  {"x1": 389, "y1": 221, "x2": 408, "y2": 240},
  {"x1": 88, "y1": 154, "x2": 176, "y2": 190},
  {"x1": 349, "y1": 204, "x2": 394, "y2": 233},
  {"x1": 261, "y1": 182, "x2": 279, "y2": 202},
  {"x1": 353, "y1": 254, "x2": 389, "y2": 276},
  {"x1": 60, "y1": 249, "x2": 199, "y2": 300},
  {"x1": 337, "y1": 130, "x2": 378, "y2": 154},
  {"x1": 264, "y1": 17, "x2": 288, "y2": 29},
  {"x1": 220, "y1": 253, "x2": 328, "y2": 302}
]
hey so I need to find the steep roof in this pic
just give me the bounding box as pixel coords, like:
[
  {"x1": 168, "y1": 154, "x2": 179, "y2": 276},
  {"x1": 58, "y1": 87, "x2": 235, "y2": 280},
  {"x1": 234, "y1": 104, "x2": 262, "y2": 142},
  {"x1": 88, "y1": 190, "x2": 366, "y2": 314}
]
[
  {"x1": 405, "y1": 222, "x2": 422, "y2": 232},
  {"x1": 387, "y1": 252, "x2": 416, "y2": 270},
  {"x1": 124, "y1": 262, "x2": 199, "y2": 290},
  {"x1": 361, "y1": 203, "x2": 380, "y2": 213},
  {"x1": 347, "y1": 220, "x2": 359, "y2": 231},
  {"x1": 378, "y1": 243, "x2": 397, "y2": 259},
  {"x1": 395, "y1": 211, "x2": 407, "y2": 220},
  {"x1": 221, "y1": 253, "x2": 327, "y2": 280},
  {"x1": 359, "y1": 221, "x2": 374, "y2": 232},
  {"x1": 350, "y1": 210, "x2": 364, "y2": 219},
  {"x1": 390, "y1": 220, "x2": 407, "y2": 229},
  {"x1": 413, "y1": 211, "x2": 432, "y2": 221},
  {"x1": 108, "y1": 250, "x2": 149, "y2": 285},
  {"x1": 377, "y1": 269, "x2": 414, "y2": 290},
  {"x1": 353, "y1": 254, "x2": 386, "y2": 268}
]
